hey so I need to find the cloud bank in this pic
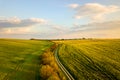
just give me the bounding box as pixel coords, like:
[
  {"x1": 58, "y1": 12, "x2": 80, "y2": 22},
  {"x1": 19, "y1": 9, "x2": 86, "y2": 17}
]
[
  {"x1": 0, "y1": 16, "x2": 120, "y2": 39},
  {"x1": 0, "y1": 17, "x2": 47, "y2": 28},
  {"x1": 67, "y1": 20, "x2": 120, "y2": 38},
  {"x1": 0, "y1": 17, "x2": 68, "y2": 39},
  {"x1": 69, "y1": 3, "x2": 120, "y2": 21},
  {"x1": 73, "y1": 20, "x2": 120, "y2": 31},
  {"x1": 0, "y1": 17, "x2": 48, "y2": 34}
]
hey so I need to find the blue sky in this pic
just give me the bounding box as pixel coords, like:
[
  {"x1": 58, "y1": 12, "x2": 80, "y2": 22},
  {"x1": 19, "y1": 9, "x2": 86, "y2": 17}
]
[{"x1": 0, "y1": 0, "x2": 120, "y2": 39}]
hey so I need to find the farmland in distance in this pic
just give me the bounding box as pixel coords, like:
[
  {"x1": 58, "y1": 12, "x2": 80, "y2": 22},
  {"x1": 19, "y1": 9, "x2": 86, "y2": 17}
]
[
  {"x1": 55, "y1": 39, "x2": 120, "y2": 80},
  {"x1": 0, "y1": 39, "x2": 53, "y2": 80}
]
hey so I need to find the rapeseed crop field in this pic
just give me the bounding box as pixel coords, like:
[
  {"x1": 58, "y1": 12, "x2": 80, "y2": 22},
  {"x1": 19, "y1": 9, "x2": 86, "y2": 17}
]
[{"x1": 55, "y1": 39, "x2": 120, "y2": 80}]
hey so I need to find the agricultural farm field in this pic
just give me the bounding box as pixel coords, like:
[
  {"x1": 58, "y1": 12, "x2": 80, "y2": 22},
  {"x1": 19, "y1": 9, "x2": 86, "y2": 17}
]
[
  {"x1": 55, "y1": 39, "x2": 120, "y2": 80},
  {"x1": 0, "y1": 39, "x2": 53, "y2": 80}
]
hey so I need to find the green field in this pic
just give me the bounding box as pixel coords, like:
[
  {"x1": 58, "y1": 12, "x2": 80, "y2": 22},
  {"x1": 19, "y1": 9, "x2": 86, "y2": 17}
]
[
  {"x1": 55, "y1": 39, "x2": 120, "y2": 80},
  {"x1": 0, "y1": 39, "x2": 53, "y2": 80},
  {"x1": 1, "y1": 39, "x2": 120, "y2": 80}
]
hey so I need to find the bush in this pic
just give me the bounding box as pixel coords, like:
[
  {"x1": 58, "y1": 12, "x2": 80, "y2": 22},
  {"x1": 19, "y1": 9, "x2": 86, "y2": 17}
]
[
  {"x1": 41, "y1": 52, "x2": 54, "y2": 65},
  {"x1": 40, "y1": 65, "x2": 54, "y2": 79},
  {"x1": 48, "y1": 73, "x2": 60, "y2": 80},
  {"x1": 50, "y1": 61, "x2": 59, "y2": 72},
  {"x1": 40, "y1": 47, "x2": 66, "y2": 80}
]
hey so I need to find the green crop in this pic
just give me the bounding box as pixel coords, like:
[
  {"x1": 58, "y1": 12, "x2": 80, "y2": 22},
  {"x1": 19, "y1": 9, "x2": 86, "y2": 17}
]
[
  {"x1": 0, "y1": 39, "x2": 53, "y2": 80},
  {"x1": 56, "y1": 39, "x2": 120, "y2": 80}
]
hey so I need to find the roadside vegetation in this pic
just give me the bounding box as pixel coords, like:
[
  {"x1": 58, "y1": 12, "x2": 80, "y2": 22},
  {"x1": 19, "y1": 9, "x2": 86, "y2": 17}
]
[
  {"x1": 54, "y1": 39, "x2": 120, "y2": 80},
  {"x1": 40, "y1": 44, "x2": 66, "y2": 80},
  {"x1": 0, "y1": 39, "x2": 53, "y2": 80}
]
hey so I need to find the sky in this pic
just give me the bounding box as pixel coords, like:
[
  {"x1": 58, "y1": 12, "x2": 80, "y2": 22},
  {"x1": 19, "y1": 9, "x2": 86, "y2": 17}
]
[{"x1": 0, "y1": 0, "x2": 120, "y2": 39}]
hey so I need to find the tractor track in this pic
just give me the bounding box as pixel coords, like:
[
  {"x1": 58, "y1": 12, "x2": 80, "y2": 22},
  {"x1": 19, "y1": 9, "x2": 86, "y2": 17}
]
[{"x1": 54, "y1": 45, "x2": 75, "y2": 80}]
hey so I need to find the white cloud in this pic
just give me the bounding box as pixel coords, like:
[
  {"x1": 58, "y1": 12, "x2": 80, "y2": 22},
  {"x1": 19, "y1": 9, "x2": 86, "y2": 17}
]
[
  {"x1": 69, "y1": 3, "x2": 120, "y2": 21},
  {"x1": 44, "y1": 20, "x2": 120, "y2": 39},
  {"x1": 0, "y1": 17, "x2": 47, "y2": 28},
  {"x1": 73, "y1": 20, "x2": 120, "y2": 31},
  {"x1": 0, "y1": 27, "x2": 32, "y2": 34},
  {"x1": 69, "y1": 20, "x2": 120, "y2": 38},
  {"x1": 0, "y1": 17, "x2": 48, "y2": 35},
  {"x1": 29, "y1": 18, "x2": 47, "y2": 23},
  {"x1": 7, "y1": 17, "x2": 21, "y2": 24},
  {"x1": 68, "y1": 4, "x2": 79, "y2": 8},
  {"x1": 0, "y1": 17, "x2": 68, "y2": 36}
]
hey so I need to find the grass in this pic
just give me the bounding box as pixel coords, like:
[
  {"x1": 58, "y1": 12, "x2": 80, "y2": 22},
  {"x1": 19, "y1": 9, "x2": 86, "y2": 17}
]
[
  {"x1": 0, "y1": 39, "x2": 53, "y2": 80},
  {"x1": 54, "y1": 39, "x2": 120, "y2": 80}
]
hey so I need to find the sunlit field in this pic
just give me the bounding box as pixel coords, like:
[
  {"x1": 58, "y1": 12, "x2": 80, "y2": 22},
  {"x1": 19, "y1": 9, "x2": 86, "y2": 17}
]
[
  {"x1": 1, "y1": 39, "x2": 120, "y2": 80},
  {"x1": 55, "y1": 39, "x2": 120, "y2": 80},
  {"x1": 0, "y1": 39, "x2": 53, "y2": 80}
]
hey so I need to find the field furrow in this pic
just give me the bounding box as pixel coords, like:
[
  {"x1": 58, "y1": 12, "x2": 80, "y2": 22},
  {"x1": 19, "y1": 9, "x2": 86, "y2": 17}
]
[{"x1": 54, "y1": 39, "x2": 120, "y2": 80}]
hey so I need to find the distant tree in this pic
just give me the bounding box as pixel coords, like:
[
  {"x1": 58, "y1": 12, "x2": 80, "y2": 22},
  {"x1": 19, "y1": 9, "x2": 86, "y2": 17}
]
[
  {"x1": 30, "y1": 38, "x2": 35, "y2": 40},
  {"x1": 61, "y1": 39, "x2": 64, "y2": 40},
  {"x1": 82, "y1": 37, "x2": 86, "y2": 40}
]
